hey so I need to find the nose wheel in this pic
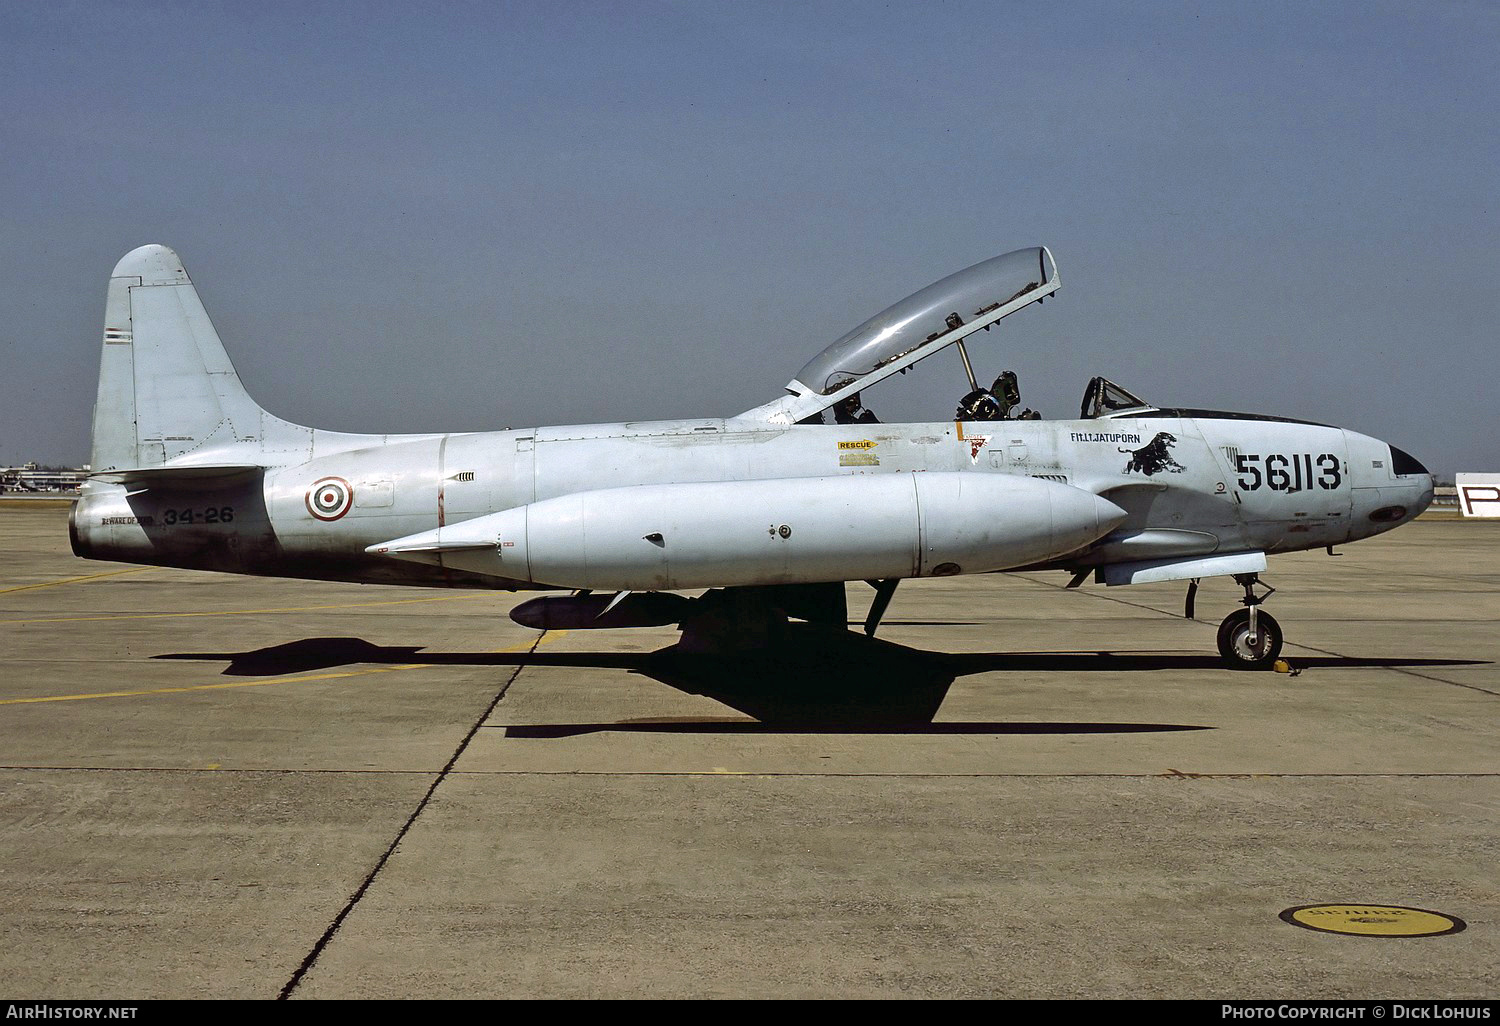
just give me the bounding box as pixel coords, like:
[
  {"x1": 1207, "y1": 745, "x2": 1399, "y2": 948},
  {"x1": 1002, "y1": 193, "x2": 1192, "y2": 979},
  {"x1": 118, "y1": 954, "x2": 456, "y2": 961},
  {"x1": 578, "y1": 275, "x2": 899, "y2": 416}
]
[{"x1": 1216, "y1": 574, "x2": 1283, "y2": 670}]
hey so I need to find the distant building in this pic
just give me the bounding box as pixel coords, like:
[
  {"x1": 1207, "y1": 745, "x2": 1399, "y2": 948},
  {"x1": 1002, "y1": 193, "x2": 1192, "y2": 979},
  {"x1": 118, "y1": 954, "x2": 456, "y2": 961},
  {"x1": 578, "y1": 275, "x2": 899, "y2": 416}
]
[{"x1": 1, "y1": 462, "x2": 88, "y2": 494}]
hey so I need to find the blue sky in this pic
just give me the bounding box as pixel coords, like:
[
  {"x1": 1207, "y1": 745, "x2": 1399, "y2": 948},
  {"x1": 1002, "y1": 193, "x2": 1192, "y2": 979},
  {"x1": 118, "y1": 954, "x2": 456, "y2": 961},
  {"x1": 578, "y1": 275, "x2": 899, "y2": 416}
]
[{"x1": 2, "y1": 1, "x2": 1495, "y2": 474}]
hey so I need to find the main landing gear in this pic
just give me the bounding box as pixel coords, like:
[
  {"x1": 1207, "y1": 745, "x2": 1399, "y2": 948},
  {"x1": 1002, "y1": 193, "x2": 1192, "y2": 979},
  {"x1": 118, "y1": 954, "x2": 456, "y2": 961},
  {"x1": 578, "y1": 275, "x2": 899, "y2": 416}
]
[{"x1": 1214, "y1": 573, "x2": 1283, "y2": 670}]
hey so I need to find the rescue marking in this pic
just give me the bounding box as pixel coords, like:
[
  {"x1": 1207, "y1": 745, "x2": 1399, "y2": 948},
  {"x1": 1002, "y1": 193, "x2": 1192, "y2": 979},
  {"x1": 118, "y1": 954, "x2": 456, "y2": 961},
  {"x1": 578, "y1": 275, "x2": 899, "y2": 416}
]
[
  {"x1": 306, "y1": 477, "x2": 354, "y2": 521},
  {"x1": 1278, "y1": 904, "x2": 1466, "y2": 938},
  {"x1": 837, "y1": 439, "x2": 877, "y2": 451}
]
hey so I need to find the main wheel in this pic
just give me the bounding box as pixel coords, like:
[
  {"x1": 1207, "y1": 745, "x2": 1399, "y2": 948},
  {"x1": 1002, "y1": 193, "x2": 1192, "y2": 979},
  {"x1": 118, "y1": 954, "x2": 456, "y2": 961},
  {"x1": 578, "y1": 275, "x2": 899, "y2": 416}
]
[{"x1": 1216, "y1": 608, "x2": 1283, "y2": 670}]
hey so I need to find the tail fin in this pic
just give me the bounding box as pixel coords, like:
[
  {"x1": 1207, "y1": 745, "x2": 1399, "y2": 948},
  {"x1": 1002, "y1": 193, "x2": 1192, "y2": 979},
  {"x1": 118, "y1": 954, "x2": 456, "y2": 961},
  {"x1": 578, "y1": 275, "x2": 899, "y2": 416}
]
[{"x1": 90, "y1": 245, "x2": 301, "y2": 472}]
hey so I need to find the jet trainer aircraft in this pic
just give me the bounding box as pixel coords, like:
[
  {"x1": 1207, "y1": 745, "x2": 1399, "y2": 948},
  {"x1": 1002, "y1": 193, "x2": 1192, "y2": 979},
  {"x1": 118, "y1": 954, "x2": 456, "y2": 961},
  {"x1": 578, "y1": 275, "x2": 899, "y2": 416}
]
[{"x1": 72, "y1": 244, "x2": 1434, "y2": 668}]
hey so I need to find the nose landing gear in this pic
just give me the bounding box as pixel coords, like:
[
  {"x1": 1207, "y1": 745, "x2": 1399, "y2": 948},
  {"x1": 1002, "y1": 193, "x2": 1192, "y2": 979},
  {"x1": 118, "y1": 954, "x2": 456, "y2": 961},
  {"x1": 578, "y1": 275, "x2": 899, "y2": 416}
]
[{"x1": 1216, "y1": 573, "x2": 1283, "y2": 670}]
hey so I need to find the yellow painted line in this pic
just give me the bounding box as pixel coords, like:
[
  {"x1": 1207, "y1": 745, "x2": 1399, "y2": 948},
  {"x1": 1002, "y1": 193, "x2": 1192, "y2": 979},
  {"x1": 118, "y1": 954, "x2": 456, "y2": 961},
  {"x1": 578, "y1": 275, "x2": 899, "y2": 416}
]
[
  {"x1": 0, "y1": 630, "x2": 566, "y2": 706},
  {"x1": 0, "y1": 664, "x2": 430, "y2": 705},
  {"x1": 0, "y1": 566, "x2": 158, "y2": 595},
  {"x1": 0, "y1": 592, "x2": 491, "y2": 626}
]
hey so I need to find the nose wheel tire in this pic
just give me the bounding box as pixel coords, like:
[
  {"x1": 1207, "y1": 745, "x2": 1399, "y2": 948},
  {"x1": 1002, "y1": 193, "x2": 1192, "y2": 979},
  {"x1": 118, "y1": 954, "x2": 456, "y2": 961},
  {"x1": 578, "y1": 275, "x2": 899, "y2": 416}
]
[{"x1": 1216, "y1": 608, "x2": 1283, "y2": 670}]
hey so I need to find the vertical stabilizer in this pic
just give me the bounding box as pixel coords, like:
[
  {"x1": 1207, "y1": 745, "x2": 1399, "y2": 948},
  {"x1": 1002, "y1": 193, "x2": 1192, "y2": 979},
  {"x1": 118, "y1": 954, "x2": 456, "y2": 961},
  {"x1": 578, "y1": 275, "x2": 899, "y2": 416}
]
[{"x1": 90, "y1": 245, "x2": 291, "y2": 471}]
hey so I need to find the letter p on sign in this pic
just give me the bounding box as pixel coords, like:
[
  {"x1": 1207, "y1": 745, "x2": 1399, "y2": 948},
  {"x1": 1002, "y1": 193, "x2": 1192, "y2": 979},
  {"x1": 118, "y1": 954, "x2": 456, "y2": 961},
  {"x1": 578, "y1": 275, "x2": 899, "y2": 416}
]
[{"x1": 1457, "y1": 474, "x2": 1500, "y2": 517}]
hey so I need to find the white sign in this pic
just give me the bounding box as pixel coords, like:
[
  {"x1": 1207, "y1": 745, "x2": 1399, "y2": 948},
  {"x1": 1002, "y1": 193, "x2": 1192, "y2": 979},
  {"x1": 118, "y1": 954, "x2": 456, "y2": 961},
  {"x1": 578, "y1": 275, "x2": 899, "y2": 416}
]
[{"x1": 1456, "y1": 474, "x2": 1500, "y2": 517}]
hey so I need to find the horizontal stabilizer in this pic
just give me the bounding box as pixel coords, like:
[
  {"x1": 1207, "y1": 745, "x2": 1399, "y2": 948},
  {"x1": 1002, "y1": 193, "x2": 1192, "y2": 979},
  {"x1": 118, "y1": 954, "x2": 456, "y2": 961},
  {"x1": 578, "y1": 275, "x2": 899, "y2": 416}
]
[{"x1": 89, "y1": 464, "x2": 263, "y2": 489}]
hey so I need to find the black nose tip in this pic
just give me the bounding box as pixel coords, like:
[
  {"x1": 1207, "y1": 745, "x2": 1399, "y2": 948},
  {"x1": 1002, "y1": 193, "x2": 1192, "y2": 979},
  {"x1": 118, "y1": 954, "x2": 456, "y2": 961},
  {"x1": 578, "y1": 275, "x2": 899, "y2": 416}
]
[{"x1": 1389, "y1": 445, "x2": 1429, "y2": 477}]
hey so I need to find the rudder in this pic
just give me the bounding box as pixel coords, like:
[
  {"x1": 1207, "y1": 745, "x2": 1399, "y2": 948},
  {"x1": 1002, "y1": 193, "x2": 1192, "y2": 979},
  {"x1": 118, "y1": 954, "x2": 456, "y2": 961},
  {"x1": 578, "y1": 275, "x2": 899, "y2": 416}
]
[{"x1": 90, "y1": 245, "x2": 278, "y2": 472}]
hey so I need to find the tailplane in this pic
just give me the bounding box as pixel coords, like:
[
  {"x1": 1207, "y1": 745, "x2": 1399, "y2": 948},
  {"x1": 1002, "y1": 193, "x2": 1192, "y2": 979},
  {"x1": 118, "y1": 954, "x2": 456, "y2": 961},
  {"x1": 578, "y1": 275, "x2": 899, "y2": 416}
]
[{"x1": 89, "y1": 245, "x2": 309, "y2": 472}]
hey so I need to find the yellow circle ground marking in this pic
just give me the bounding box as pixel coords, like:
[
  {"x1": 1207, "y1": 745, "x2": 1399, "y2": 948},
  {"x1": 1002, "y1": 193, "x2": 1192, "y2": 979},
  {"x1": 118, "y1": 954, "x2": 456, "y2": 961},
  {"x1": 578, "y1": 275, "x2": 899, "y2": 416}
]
[{"x1": 1280, "y1": 904, "x2": 1465, "y2": 938}]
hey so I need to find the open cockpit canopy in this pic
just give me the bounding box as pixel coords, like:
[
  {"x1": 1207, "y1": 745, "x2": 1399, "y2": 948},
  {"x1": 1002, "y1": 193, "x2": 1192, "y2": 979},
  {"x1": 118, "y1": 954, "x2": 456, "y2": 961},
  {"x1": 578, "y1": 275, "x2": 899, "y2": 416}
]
[
  {"x1": 796, "y1": 248, "x2": 1054, "y2": 395},
  {"x1": 736, "y1": 246, "x2": 1059, "y2": 425}
]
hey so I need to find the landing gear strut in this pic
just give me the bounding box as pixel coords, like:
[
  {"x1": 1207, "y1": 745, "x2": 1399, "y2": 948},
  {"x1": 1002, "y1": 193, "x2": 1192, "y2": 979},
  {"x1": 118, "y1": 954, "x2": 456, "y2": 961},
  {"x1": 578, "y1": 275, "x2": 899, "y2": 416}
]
[{"x1": 1216, "y1": 573, "x2": 1283, "y2": 670}]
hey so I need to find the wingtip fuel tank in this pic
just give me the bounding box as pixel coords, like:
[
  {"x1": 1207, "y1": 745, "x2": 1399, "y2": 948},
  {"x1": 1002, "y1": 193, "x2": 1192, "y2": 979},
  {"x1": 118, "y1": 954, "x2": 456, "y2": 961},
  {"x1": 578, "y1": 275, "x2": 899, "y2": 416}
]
[{"x1": 370, "y1": 473, "x2": 1127, "y2": 592}]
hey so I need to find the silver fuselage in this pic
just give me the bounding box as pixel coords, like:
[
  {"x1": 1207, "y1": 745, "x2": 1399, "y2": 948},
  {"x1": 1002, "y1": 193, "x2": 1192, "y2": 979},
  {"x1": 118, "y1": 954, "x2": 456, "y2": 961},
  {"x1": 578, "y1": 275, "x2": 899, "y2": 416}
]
[{"x1": 71, "y1": 413, "x2": 1433, "y2": 589}]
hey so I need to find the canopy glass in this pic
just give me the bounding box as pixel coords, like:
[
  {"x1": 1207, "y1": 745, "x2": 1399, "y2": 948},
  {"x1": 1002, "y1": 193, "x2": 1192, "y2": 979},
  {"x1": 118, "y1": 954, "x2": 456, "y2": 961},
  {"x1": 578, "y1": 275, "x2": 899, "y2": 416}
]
[{"x1": 794, "y1": 247, "x2": 1053, "y2": 395}]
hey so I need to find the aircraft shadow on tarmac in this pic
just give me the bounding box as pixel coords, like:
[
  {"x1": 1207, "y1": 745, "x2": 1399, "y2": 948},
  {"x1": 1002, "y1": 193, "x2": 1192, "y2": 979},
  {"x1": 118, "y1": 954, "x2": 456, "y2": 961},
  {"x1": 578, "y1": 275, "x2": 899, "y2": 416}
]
[{"x1": 152, "y1": 629, "x2": 1487, "y2": 736}]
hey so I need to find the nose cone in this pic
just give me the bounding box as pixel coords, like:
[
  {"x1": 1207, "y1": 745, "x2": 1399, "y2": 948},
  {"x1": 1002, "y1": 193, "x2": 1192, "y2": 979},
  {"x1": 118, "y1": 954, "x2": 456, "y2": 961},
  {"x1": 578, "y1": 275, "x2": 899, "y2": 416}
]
[{"x1": 1346, "y1": 432, "x2": 1436, "y2": 534}]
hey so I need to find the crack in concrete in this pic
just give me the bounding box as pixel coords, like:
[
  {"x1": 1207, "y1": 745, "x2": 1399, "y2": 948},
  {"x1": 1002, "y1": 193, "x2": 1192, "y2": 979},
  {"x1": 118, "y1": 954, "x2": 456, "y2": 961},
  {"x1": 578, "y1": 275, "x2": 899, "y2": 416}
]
[{"x1": 275, "y1": 631, "x2": 547, "y2": 1000}]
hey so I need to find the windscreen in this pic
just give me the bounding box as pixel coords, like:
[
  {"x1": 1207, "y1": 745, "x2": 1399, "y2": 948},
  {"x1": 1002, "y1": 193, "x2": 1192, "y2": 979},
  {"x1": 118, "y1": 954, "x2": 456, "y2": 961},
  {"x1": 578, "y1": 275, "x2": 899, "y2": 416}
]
[
  {"x1": 794, "y1": 248, "x2": 1051, "y2": 395},
  {"x1": 1081, "y1": 377, "x2": 1151, "y2": 418}
]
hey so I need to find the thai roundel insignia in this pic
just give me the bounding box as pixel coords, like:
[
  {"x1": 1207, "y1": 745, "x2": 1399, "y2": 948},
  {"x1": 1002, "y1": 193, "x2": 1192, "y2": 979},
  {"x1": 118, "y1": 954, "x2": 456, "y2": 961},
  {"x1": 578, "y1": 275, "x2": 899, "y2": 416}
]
[{"x1": 306, "y1": 477, "x2": 354, "y2": 521}]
